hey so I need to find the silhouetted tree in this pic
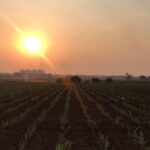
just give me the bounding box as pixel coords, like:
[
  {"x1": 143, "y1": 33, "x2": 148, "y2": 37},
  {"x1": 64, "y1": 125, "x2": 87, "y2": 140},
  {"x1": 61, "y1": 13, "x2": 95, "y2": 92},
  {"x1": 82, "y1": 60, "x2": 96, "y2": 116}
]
[
  {"x1": 14, "y1": 72, "x2": 21, "y2": 77},
  {"x1": 105, "y1": 77, "x2": 113, "y2": 83},
  {"x1": 125, "y1": 73, "x2": 132, "y2": 80},
  {"x1": 70, "y1": 76, "x2": 81, "y2": 83},
  {"x1": 139, "y1": 75, "x2": 147, "y2": 80},
  {"x1": 92, "y1": 78, "x2": 100, "y2": 83}
]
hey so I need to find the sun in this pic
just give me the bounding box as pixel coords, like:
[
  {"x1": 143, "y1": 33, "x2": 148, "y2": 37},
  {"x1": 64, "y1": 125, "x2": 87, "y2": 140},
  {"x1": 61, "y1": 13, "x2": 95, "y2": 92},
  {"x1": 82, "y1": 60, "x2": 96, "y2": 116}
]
[
  {"x1": 23, "y1": 37, "x2": 42, "y2": 53},
  {"x1": 16, "y1": 31, "x2": 49, "y2": 56}
]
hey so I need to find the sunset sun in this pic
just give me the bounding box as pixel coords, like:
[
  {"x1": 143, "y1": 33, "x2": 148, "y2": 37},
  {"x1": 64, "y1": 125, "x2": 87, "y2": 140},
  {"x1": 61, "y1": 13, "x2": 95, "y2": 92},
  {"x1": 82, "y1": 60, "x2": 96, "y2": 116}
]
[{"x1": 23, "y1": 37, "x2": 42, "y2": 53}]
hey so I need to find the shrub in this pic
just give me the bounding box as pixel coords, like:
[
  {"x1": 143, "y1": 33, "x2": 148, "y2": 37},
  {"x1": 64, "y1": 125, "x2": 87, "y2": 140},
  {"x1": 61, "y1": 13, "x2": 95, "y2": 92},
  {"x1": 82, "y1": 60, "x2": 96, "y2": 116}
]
[
  {"x1": 92, "y1": 78, "x2": 100, "y2": 83},
  {"x1": 139, "y1": 75, "x2": 147, "y2": 80},
  {"x1": 105, "y1": 77, "x2": 113, "y2": 83}
]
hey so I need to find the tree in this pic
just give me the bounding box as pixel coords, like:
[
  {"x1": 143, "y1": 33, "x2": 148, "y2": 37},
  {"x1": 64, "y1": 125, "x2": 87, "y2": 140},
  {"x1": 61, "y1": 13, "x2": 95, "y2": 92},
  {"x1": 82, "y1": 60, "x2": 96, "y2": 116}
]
[
  {"x1": 139, "y1": 75, "x2": 147, "y2": 80},
  {"x1": 14, "y1": 72, "x2": 21, "y2": 77},
  {"x1": 105, "y1": 77, "x2": 113, "y2": 83},
  {"x1": 70, "y1": 76, "x2": 81, "y2": 83},
  {"x1": 92, "y1": 78, "x2": 100, "y2": 83},
  {"x1": 125, "y1": 73, "x2": 132, "y2": 80}
]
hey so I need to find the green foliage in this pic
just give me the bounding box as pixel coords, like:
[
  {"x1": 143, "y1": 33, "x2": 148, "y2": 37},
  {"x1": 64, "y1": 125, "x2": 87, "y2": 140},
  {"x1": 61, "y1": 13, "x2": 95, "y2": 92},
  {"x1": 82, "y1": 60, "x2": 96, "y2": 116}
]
[
  {"x1": 89, "y1": 120, "x2": 113, "y2": 150},
  {"x1": 55, "y1": 139, "x2": 73, "y2": 150},
  {"x1": 19, "y1": 89, "x2": 66, "y2": 150},
  {"x1": 128, "y1": 127, "x2": 148, "y2": 149},
  {"x1": 56, "y1": 88, "x2": 73, "y2": 150},
  {"x1": 114, "y1": 116, "x2": 121, "y2": 125},
  {"x1": 133, "y1": 129, "x2": 147, "y2": 146},
  {"x1": 19, "y1": 124, "x2": 36, "y2": 150}
]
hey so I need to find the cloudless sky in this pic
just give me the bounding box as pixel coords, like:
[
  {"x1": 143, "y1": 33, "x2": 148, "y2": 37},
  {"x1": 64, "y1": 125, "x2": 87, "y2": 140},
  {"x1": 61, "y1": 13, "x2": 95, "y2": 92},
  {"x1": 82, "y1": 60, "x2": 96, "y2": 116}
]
[{"x1": 0, "y1": 0, "x2": 150, "y2": 75}]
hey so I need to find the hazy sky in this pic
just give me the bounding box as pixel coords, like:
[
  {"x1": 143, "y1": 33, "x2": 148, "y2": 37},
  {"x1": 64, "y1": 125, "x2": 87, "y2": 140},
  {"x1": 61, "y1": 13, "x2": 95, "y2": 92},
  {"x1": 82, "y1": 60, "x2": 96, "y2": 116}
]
[{"x1": 0, "y1": 0, "x2": 150, "y2": 75}]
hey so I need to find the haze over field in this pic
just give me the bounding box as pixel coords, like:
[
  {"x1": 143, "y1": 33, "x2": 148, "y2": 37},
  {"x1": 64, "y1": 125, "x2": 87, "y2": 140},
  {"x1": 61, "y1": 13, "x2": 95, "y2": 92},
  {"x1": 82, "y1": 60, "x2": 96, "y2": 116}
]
[{"x1": 0, "y1": 0, "x2": 150, "y2": 75}]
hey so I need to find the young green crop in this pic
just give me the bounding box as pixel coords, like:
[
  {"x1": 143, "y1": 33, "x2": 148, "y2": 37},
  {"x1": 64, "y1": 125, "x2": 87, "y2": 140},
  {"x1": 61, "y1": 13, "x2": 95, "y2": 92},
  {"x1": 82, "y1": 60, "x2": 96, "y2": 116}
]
[
  {"x1": 19, "y1": 89, "x2": 66, "y2": 150},
  {"x1": 56, "y1": 86, "x2": 73, "y2": 150}
]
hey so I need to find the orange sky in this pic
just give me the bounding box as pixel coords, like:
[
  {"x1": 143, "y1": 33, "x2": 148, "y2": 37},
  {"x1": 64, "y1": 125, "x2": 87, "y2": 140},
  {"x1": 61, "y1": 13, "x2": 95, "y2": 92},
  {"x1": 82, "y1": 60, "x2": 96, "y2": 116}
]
[{"x1": 0, "y1": 0, "x2": 150, "y2": 75}]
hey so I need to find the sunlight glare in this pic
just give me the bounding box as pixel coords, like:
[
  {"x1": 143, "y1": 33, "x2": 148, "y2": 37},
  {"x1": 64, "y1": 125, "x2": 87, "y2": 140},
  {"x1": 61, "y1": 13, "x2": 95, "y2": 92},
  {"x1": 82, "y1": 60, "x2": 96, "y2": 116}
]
[{"x1": 24, "y1": 37, "x2": 42, "y2": 53}]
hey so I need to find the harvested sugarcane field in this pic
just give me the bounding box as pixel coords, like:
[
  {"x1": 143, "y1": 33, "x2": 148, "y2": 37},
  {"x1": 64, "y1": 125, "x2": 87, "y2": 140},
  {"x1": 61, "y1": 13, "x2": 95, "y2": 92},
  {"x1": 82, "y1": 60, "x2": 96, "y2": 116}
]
[{"x1": 0, "y1": 80, "x2": 150, "y2": 150}]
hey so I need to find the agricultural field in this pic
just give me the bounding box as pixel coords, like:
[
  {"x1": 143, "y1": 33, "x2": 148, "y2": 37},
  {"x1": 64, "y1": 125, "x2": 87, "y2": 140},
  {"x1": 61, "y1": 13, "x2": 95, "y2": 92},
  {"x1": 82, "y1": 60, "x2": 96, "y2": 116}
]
[{"x1": 0, "y1": 81, "x2": 150, "y2": 150}]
